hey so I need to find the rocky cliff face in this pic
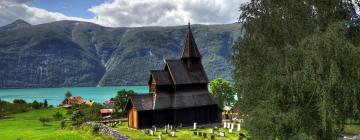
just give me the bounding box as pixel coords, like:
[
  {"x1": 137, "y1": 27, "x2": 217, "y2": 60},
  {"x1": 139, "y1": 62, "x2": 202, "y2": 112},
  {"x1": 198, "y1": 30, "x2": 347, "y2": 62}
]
[{"x1": 0, "y1": 20, "x2": 243, "y2": 88}]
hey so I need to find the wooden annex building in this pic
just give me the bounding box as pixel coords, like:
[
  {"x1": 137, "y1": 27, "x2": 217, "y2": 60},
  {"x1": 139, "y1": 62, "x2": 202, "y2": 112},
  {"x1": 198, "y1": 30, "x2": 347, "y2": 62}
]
[{"x1": 125, "y1": 24, "x2": 221, "y2": 129}]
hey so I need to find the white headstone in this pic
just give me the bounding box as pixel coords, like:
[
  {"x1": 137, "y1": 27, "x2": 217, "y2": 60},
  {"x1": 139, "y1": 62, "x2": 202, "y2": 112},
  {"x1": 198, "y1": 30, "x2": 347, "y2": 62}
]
[
  {"x1": 193, "y1": 122, "x2": 197, "y2": 130},
  {"x1": 209, "y1": 129, "x2": 213, "y2": 134},
  {"x1": 170, "y1": 131, "x2": 176, "y2": 137},
  {"x1": 229, "y1": 129, "x2": 233, "y2": 133},
  {"x1": 158, "y1": 134, "x2": 162, "y2": 140},
  {"x1": 231, "y1": 123, "x2": 234, "y2": 130},
  {"x1": 227, "y1": 123, "x2": 231, "y2": 129},
  {"x1": 150, "y1": 130, "x2": 154, "y2": 136},
  {"x1": 223, "y1": 122, "x2": 226, "y2": 128},
  {"x1": 237, "y1": 124, "x2": 241, "y2": 131},
  {"x1": 219, "y1": 132, "x2": 225, "y2": 137}
]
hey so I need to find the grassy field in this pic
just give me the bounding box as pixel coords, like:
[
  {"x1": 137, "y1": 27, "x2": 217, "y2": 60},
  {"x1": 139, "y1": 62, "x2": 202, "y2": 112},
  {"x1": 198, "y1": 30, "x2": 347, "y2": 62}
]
[
  {"x1": 115, "y1": 122, "x2": 249, "y2": 140},
  {"x1": 0, "y1": 108, "x2": 112, "y2": 140}
]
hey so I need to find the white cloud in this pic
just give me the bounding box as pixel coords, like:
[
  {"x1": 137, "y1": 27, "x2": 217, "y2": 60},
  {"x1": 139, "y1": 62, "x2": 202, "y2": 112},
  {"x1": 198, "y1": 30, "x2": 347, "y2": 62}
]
[
  {"x1": 0, "y1": 0, "x2": 248, "y2": 27},
  {"x1": 89, "y1": 0, "x2": 247, "y2": 27},
  {"x1": 0, "y1": 0, "x2": 88, "y2": 26}
]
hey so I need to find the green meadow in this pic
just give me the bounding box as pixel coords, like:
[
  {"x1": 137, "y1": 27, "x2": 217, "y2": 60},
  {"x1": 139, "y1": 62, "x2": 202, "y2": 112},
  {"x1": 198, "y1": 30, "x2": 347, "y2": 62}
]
[{"x1": 0, "y1": 108, "x2": 112, "y2": 140}]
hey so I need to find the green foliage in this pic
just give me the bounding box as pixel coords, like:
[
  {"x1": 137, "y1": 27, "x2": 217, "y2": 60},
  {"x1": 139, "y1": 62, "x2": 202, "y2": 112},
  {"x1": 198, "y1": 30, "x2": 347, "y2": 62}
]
[
  {"x1": 210, "y1": 78, "x2": 236, "y2": 108},
  {"x1": 39, "y1": 117, "x2": 51, "y2": 126},
  {"x1": 92, "y1": 124, "x2": 100, "y2": 134},
  {"x1": 44, "y1": 99, "x2": 48, "y2": 108},
  {"x1": 13, "y1": 99, "x2": 26, "y2": 104},
  {"x1": 53, "y1": 112, "x2": 63, "y2": 120},
  {"x1": 79, "y1": 103, "x2": 103, "y2": 121},
  {"x1": 71, "y1": 110, "x2": 84, "y2": 127},
  {"x1": 31, "y1": 100, "x2": 41, "y2": 109},
  {"x1": 69, "y1": 103, "x2": 104, "y2": 126},
  {"x1": 66, "y1": 109, "x2": 73, "y2": 115},
  {"x1": 113, "y1": 89, "x2": 135, "y2": 117},
  {"x1": 65, "y1": 91, "x2": 72, "y2": 98},
  {"x1": 233, "y1": 0, "x2": 359, "y2": 139},
  {"x1": 61, "y1": 120, "x2": 66, "y2": 129}
]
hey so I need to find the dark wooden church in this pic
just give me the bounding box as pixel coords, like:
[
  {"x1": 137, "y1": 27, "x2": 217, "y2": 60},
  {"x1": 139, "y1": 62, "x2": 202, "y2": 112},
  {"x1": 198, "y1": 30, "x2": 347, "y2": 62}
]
[{"x1": 125, "y1": 24, "x2": 221, "y2": 129}]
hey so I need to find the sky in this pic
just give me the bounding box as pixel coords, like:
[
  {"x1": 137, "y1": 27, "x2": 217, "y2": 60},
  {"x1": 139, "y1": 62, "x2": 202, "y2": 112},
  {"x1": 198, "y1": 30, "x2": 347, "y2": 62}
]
[{"x1": 0, "y1": 0, "x2": 249, "y2": 27}]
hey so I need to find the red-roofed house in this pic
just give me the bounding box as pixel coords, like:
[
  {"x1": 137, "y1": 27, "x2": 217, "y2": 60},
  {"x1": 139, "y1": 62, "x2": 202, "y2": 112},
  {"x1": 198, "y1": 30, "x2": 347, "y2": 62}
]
[{"x1": 62, "y1": 96, "x2": 85, "y2": 105}]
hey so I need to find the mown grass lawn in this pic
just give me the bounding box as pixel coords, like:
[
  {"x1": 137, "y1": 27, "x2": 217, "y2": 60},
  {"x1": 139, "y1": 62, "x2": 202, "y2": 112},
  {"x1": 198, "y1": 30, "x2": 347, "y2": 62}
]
[
  {"x1": 115, "y1": 122, "x2": 250, "y2": 140},
  {"x1": 0, "y1": 108, "x2": 112, "y2": 140}
]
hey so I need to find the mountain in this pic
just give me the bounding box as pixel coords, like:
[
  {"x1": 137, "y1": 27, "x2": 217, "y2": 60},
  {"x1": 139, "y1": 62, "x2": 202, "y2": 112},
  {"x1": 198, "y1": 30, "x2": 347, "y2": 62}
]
[
  {"x1": 0, "y1": 19, "x2": 31, "y2": 31},
  {"x1": 0, "y1": 19, "x2": 243, "y2": 88}
]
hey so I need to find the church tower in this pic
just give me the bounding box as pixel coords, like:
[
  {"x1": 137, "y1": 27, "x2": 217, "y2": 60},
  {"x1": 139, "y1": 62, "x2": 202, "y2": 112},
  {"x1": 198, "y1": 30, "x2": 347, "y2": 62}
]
[{"x1": 181, "y1": 23, "x2": 202, "y2": 71}]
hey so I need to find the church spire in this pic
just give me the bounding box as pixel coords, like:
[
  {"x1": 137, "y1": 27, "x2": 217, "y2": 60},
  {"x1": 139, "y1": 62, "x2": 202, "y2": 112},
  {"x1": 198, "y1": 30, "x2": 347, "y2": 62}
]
[{"x1": 181, "y1": 23, "x2": 201, "y2": 59}]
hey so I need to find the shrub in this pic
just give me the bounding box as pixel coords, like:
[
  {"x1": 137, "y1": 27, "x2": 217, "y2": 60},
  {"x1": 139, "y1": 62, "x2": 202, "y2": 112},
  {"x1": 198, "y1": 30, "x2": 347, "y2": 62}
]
[
  {"x1": 53, "y1": 112, "x2": 63, "y2": 120},
  {"x1": 39, "y1": 117, "x2": 51, "y2": 126},
  {"x1": 66, "y1": 110, "x2": 73, "y2": 115},
  {"x1": 61, "y1": 121, "x2": 66, "y2": 129},
  {"x1": 92, "y1": 124, "x2": 100, "y2": 134}
]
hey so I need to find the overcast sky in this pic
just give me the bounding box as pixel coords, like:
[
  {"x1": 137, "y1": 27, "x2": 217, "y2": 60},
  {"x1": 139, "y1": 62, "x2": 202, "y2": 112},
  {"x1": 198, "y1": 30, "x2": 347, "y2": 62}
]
[{"x1": 0, "y1": 0, "x2": 249, "y2": 27}]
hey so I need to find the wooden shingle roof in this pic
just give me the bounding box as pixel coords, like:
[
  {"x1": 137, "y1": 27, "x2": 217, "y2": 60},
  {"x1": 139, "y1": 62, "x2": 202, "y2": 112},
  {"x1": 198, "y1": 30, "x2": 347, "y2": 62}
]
[
  {"x1": 126, "y1": 94, "x2": 153, "y2": 111},
  {"x1": 165, "y1": 59, "x2": 208, "y2": 85},
  {"x1": 172, "y1": 91, "x2": 217, "y2": 108},
  {"x1": 150, "y1": 70, "x2": 172, "y2": 85},
  {"x1": 181, "y1": 23, "x2": 201, "y2": 58}
]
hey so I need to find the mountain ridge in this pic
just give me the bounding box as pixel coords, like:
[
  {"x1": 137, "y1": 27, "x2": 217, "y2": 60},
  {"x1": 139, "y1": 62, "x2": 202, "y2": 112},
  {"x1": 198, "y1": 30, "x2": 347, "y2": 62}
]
[{"x1": 0, "y1": 19, "x2": 243, "y2": 88}]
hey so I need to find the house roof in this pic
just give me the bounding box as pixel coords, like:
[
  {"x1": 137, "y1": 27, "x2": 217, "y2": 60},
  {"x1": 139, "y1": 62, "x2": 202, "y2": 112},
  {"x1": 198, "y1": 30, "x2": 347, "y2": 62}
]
[
  {"x1": 63, "y1": 96, "x2": 85, "y2": 104},
  {"x1": 150, "y1": 70, "x2": 172, "y2": 85},
  {"x1": 100, "y1": 109, "x2": 113, "y2": 114},
  {"x1": 181, "y1": 23, "x2": 201, "y2": 58},
  {"x1": 126, "y1": 94, "x2": 153, "y2": 111}
]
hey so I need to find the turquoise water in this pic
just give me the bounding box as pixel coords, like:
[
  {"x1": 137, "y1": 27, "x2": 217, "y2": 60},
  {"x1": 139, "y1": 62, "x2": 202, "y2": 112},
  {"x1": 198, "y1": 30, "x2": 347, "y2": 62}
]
[{"x1": 0, "y1": 86, "x2": 148, "y2": 105}]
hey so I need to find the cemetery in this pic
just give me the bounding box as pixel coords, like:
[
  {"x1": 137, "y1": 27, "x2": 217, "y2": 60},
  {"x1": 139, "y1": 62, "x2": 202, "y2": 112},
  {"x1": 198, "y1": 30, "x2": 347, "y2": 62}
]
[{"x1": 115, "y1": 121, "x2": 250, "y2": 140}]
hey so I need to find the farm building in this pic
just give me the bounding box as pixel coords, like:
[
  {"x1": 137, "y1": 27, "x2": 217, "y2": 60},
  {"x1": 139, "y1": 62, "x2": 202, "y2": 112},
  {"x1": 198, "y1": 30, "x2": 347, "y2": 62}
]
[{"x1": 125, "y1": 24, "x2": 221, "y2": 129}]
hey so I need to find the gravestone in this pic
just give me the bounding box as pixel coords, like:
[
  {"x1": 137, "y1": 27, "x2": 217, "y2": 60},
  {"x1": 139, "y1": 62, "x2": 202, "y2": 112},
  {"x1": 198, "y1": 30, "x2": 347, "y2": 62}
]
[
  {"x1": 219, "y1": 131, "x2": 225, "y2": 137},
  {"x1": 164, "y1": 127, "x2": 168, "y2": 134},
  {"x1": 170, "y1": 131, "x2": 176, "y2": 137},
  {"x1": 203, "y1": 133, "x2": 207, "y2": 138},
  {"x1": 229, "y1": 129, "x2": 233, "y2": 133},
  {"x1": 231, "y1": 123, "x2": 234, "y2": 130},
  {"x1": 237, "y1": 124, "x2": 241, "y2": 131},
  {"x1": 150, "y1": 130, "x2": 154, "y2": 136},
  {"x1": 158, "y1": 134, "x2": 162, "y2": 140},
  {"x1": 209, "y1": 129, "x2": 214, "y2": 134},
  {"x1": 193, "y1": 122, "x2": 197, "y2": 130},
  {"x1": 227, "y1": 123, "x2": 231, "y2": 129},
  {"x1": 223, "y1": 122, "x2": 227, "y2": 128}
]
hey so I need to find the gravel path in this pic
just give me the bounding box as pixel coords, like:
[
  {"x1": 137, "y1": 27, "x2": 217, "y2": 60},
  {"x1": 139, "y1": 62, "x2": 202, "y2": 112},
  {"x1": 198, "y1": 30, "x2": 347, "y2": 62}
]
[{"x1": 86, "y1": 122, "x2": 129, "y2": 140}]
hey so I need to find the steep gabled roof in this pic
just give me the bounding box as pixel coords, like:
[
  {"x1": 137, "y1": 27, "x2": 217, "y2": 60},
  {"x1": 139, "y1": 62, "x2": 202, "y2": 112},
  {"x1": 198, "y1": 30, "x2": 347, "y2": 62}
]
[
  {"x1": 181, "y1": 23, "x2": 201, "y2": 58},
  {"x1": 165, "y1": 59, "x2": 208, "y2": 85},
  {"x1": 165, "y1": 59, "x2": 192, "y2": 85},
  {"x1": 149, "y1": 70, "x2": 172, "y2": 85},
  {"x1": 126, "y1": 94, "x2": 153, "y2": 111}
]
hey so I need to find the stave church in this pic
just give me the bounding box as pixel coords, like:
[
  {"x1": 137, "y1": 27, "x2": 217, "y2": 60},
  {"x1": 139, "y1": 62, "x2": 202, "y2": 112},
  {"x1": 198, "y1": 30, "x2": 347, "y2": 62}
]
[{"x1": 125, "y1": 23, "x2": 221, "y2": 129}]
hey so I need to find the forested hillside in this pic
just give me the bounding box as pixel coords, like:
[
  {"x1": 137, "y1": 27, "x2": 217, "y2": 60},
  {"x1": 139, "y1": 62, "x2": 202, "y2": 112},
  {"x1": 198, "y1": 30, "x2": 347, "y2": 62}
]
[{"x1": 0, "y1": 20, "x2": 243, "y2": 88}]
